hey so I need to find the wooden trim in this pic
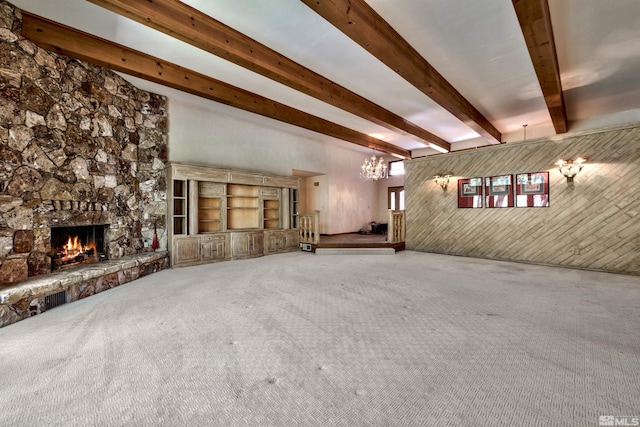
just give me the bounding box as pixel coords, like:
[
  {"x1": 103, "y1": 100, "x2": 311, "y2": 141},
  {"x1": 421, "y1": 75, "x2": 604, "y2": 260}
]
[
  {"x1": 300, "y1": 0, "x2": 502, "y2": 144},
  {"x1": 169, "y1": 162, "x2": 301, "y2": 188},
  {"x1": 21, "y1": 12, "x2": 411, "y2": 159},
  {"x1": 512, "y1": 0, "x2": 568, "y2": 134},
  {"x1": 87, "y1": 0, "x2": 450, "y2": 153}
]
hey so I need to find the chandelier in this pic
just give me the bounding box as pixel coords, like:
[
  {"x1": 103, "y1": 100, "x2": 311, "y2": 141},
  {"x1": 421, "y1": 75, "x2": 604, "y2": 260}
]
[{"x1": 361, "y1": 151, "x2": 388, "y2": 180}]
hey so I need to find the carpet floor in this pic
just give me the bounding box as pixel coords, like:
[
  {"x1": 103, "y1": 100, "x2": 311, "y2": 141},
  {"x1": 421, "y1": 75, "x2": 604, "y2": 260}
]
[{"x1": 1, "y1": 251, "x2": 639, "y2": 426}]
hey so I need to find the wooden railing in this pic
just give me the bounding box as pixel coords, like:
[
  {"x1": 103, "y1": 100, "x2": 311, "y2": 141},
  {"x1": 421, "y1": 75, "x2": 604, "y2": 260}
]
[
  {"x1": 299, "y1": 210, "x2": 320, "y2": 244},
  {"x1": 387, "y1": 210, "x2": 405, "y2": 243}
]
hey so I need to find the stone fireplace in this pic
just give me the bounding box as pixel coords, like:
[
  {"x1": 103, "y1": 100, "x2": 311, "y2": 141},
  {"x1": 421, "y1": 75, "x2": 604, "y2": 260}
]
[{"x1": 0, "y1": 2, "x2": 168, "y2": 286}]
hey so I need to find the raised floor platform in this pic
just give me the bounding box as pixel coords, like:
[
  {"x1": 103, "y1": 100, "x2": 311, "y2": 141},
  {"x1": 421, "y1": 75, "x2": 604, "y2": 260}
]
[
  {"x1": 311, "y1": 233, "x2": 405, "y2": 254},
  {"x1": 0, "y1": 251, "x2": 169, "y2": 328},
  {"x1": 315, "y1": 247, "x2": 396, "y2": 255}
]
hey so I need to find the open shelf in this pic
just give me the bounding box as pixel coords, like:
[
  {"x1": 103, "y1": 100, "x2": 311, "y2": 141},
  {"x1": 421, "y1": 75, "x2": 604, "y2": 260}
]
[
  {"x1": 227, "y1": 184, "x2": 261, "y2": 229},
  {"x1": 173, "y1": 180, "x2": 187, "y2": 235},
  {"x1": 227, "y1": 198, "x2": 259, "y2": 209},
  {"x1": 228, "y1": 213, "x2": 260, "y2": 229},
  {"x1": 198, "y1": 221, "x2": 221, "y2": 233},
  {"x1": 198, "y1": 195, "x2": 222, "y2": 233},
  {"x1": 263, "y1": 199, "x2": 280, "y2": 229}
]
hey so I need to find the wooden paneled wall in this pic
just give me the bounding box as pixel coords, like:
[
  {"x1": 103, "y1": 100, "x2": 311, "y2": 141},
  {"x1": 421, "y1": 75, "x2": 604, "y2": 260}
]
[{"x1": 405, "y1": 125, "x2": 640, "y2": 275}]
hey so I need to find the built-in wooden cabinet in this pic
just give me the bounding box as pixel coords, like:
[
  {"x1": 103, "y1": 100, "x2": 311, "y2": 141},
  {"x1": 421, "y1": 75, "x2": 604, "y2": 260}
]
[{"x1": 168, "y1": 162, "x2": 300, "y2": 267}]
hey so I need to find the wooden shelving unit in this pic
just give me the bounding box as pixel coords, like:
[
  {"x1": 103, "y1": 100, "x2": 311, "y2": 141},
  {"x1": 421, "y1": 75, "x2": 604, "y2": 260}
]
[{"x1": 168, "y1": 163, "x2": 300, "y2": 268}]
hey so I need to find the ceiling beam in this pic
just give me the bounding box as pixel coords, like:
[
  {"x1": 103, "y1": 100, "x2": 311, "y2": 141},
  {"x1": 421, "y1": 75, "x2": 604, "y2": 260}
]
[
  {"x1": 86, "y1": 0, "x2": 450, "y2": 153},
  {"x1": 300, "y1": 0, "x2": 502, "y2": 144},
  {"x1": 512, "y1": 0, "x2": 568, "y2": 134},
  {"x1": 21, "y1": 13, "x2": 411, "y2": 159}
]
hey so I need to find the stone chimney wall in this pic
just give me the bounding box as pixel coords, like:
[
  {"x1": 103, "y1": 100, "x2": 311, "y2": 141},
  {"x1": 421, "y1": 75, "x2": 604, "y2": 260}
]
[{"x1": 0, "y1": 2, "x2": 168, "y2": 285}]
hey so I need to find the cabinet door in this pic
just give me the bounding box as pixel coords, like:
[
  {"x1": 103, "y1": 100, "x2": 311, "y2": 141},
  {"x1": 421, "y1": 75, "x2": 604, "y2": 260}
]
[
  {"x1": 172, "y1": 236, "x2": 200, "y2": 266},
  {"x1": 285, "y1": 229, "x2": 300, "y2": 250},
  {"x1": 232, "y1": 232, "x2": 264, "y2": 257},
  {"x1": 231, "y1": 232, "x2": 250, "y2": 258},
  {"x1": 249, "y1": 232, "x2": 264, "y2": 256},
  {"x1": 265, "y1": 231, "x2": 286, "y2": 253},
  {"x1": 201, "y1": 234, "x2": 229, "y2": 261}
]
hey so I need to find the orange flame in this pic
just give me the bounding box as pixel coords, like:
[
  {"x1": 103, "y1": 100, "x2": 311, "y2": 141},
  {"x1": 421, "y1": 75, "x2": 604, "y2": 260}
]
[{"x1": 61, "y1": 235, "x2": 96, "y2": 260}]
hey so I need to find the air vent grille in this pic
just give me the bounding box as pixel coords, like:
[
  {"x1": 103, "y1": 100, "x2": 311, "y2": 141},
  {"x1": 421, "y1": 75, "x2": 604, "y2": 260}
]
[{"x1": 44, "y1": 291, "x2": 67, "y2": 310}]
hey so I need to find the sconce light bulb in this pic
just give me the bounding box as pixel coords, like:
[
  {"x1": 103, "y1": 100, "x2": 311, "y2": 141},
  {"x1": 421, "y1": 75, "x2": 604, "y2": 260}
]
[{"x1": 557, "y1": 157, "x2": 586, "y2": 182}]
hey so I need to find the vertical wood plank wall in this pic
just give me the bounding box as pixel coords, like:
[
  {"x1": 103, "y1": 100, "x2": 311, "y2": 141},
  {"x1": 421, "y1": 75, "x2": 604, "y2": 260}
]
[{"x1": 405, "y1": 125, "x2": 640, "y2": 275}]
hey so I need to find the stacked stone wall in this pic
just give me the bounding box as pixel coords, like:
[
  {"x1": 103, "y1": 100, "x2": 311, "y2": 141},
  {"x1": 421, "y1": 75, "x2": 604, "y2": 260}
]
[{"x1": 0, "y1": 2, "x2": 168, "y2": 285}]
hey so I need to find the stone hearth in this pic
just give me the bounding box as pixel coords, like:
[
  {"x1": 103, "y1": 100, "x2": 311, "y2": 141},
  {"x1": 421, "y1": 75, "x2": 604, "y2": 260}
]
[{"x1": 0, "y1": 251, "x2": 169, "y2": 328}]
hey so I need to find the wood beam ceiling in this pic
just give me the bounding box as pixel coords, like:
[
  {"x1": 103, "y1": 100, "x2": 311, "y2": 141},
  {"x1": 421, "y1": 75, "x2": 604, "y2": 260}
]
[
  {"x1": 512, "y1": 0, "x2": 568, "y2": 134},
  {"x1": 87, "y1": 0, "x2": 450, "y2": 153},
  {"x1": 300, "y1": 0, "x2": 502, "y2": 145},
  {"x1": 21, "y1": 13, "x2": 411, "y2": 159}
]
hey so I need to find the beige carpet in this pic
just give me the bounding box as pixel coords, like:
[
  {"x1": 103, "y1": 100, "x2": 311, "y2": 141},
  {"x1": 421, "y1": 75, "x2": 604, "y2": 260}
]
[{"x1": 1, "y1": 251, "x2": 639, "y2": 426}]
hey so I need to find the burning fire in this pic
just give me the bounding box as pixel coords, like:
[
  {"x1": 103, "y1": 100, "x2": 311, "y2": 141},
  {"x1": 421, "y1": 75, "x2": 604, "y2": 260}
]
[{"x1": 60, "y1": 235, "x2": 96, "y2": 261}]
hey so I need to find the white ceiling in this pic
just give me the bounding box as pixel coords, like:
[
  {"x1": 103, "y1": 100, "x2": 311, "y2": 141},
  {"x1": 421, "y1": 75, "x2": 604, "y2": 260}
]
[{"x1": 9, "y1": 0, "x2": 640, "y2": 155}]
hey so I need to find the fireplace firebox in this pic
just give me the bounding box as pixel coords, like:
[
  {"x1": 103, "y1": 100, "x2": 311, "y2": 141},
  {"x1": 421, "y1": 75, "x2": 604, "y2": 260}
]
[{"x1": 50, "y1": 225, "x2": 108, "y2": 271}]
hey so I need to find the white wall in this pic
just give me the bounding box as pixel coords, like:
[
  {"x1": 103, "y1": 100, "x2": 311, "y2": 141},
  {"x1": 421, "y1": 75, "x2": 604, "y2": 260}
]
[
  {"x1": 304, "y1": 176, "x2": 328, "y2": 232},
  {"x1": 327, "y1": 151, "x2": 379, "y2": 234},
  {"x1": 167, "y1": 95, "x2": 378, "y2": 235}
]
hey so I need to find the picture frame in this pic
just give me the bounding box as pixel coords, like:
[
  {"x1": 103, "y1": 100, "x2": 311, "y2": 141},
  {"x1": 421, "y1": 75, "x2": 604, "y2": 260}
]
[
  {"x1": 485, "y1": 175, "x2": 514, "y2": 208},
  {"x1": 458, "y1": 177, "x2": 483, "y2": 208},
  {"x1": 515, "y1": 172, "x2": 549, "y2": 207}
]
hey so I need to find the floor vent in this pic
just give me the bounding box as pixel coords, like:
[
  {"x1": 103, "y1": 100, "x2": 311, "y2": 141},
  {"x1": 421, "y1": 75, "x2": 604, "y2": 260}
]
[{"x1": 44, "y1": 291, "x2": 67, "y2": 310}]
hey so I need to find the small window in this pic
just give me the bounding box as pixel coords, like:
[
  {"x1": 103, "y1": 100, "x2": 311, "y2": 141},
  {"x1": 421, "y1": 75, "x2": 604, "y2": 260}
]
[
  {"x1": 389, "y1": 161, "x2": 405, "y2": 176},
  {"x1": 388, "y1": 186, "x2": 404, "y2": 211}
]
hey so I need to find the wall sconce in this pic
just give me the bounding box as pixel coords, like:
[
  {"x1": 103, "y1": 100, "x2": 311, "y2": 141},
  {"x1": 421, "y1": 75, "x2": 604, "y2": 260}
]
[
  {"x1": 434, "y1": 174, "x2": 452, "y2": 191},
  {"x1": 555, "y1": 157, "x2": 585, "y2": 182}
]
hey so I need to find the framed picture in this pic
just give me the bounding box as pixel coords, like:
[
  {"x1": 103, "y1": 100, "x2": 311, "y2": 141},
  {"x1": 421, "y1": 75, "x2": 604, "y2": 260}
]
[
  {"x1": 485, "y1": 175, "x2": 514, "y2": 208},
  {"x1": 458, "y1": 177, "x2": 483, "y2": 208},
  {"x1": 516, "y1": 172, "x2": 549, "y2": 207}
]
